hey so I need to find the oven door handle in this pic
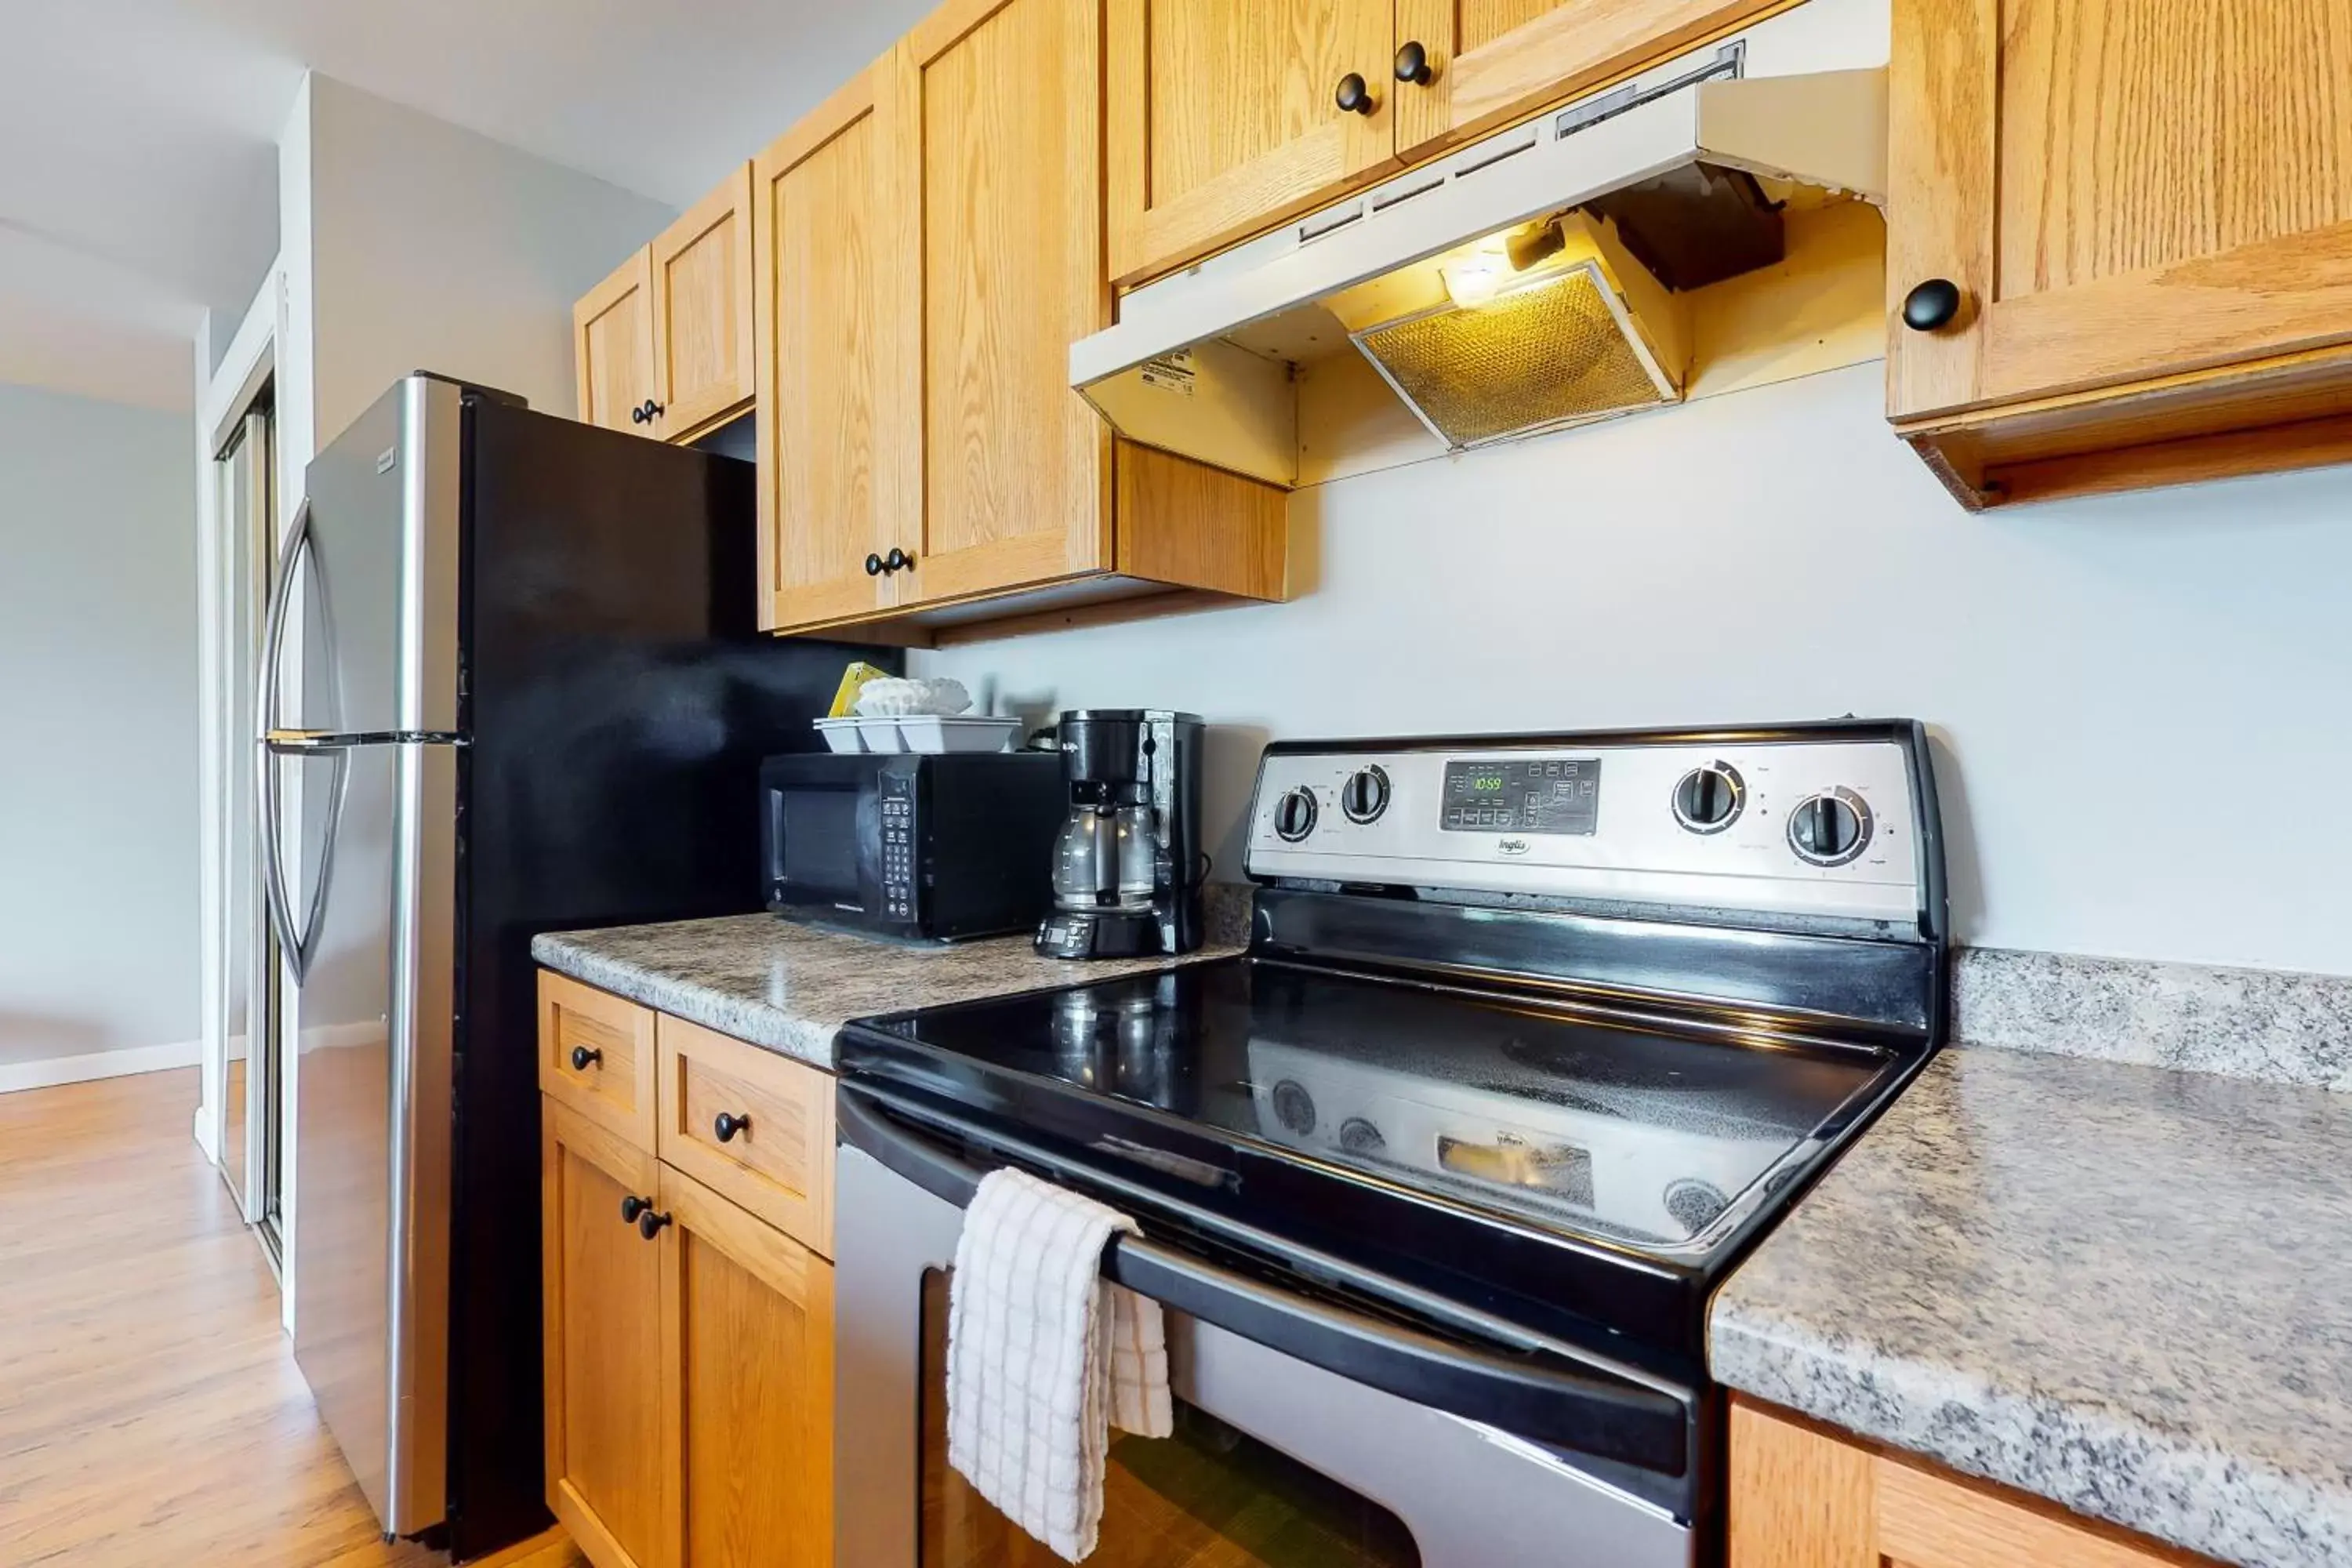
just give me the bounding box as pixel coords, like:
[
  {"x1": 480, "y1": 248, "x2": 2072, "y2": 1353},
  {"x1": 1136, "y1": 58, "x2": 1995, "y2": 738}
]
[{"x1": 837, "y1": 1083, "x2": 1694, "y2": 1475}]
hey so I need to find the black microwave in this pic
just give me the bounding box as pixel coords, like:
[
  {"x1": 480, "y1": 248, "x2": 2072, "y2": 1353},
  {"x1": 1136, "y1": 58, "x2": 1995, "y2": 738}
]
[{"x1": 760, "y1": 751, "x2": 1067, "y2": 941}]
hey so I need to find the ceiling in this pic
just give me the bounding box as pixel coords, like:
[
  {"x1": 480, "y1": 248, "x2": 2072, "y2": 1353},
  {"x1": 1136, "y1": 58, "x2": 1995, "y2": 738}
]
[{"x1": 0, "y1": 0, "x2": 928, "y2": 411}]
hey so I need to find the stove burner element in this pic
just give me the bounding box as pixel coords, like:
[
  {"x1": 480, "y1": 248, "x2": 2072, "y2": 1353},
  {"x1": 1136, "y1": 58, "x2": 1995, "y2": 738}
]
[
  {"x1": 1663, "y1": 1178, "x2": 1730, "y2": 1233},
  {"x1": 1271, "y1": 1079, "x2": 1318, "y2": 1135}
]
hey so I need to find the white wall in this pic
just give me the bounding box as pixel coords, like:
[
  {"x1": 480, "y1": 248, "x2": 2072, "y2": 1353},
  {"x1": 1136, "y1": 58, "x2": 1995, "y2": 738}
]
[
  {"x1": 0, "y1": 383, "x2": 198, "y2": 1066},
  {"x1": 279, "y1": 73, "x2": 674, "y2": 478},
  {"x1": 913, "y1": 363, "x2": 2352, "y2": 977}
]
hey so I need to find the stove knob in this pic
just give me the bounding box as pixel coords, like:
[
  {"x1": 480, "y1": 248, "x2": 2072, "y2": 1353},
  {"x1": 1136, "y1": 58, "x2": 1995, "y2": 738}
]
[
  {"x1": 1788, "y1": 788, "x2": 1872, "y2": 866},
  {"x1": 1272, "y1": 786, "x2": 1319, "y2": 842},
  {"x1": 1671, "y1": 763, "x2": 1744, "y2": 833},
  {"x1": 1339, "y1": 1116, "x2": 1385, "y2": 1155},
  {"x1": 1339, "y1": 765, "x2": 1391, "y2": 824}
]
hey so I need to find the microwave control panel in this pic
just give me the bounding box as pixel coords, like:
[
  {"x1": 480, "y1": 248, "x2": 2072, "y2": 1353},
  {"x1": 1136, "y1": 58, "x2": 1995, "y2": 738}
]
[{"x1": 880, "y1": 770, "x2": 916, "y2": 922}]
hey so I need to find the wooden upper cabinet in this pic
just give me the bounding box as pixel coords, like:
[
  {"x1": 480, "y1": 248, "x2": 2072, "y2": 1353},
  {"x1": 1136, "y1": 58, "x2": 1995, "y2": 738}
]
[
  {"x1": 574, "y1": 251, "x2": 655, "y2": 436},
  {"x1": 648, "y1": 165, "x2": 756, "y2": 440},
  {"x1": 1390, "y1": 0, "x2": 1790, "y2": 160},
  {"x1": 1107, "y1": 0, "x2": 1398, "y2": 285},
  {"x1": 1888, "y1": 0, "x2": 2352, "y2": 504},
  {"x1": 543, "y1": 1100, "x2": 666, "y2": 1568},
  {"x1": 752, "y1": 71, "x2": 897, "y2": 632},
  {"x1": 655, "y1": 1165, "x2": 834, "y2": 1568},
  {"x1": 884, "y1": 0, "x2": 1116, "y2": 603}
]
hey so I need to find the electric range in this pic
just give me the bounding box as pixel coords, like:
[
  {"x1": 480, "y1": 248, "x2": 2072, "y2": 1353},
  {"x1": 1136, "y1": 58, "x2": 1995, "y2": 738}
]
[{"x1": 833, "y1": 722, "x2": 1946, "y2": 1566}]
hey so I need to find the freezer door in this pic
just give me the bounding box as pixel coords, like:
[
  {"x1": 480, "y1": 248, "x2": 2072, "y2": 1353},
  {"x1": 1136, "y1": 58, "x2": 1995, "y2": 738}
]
[
  {"x1": 281, "y1": 376, "x2": 463, "y2": 738},
  {"x1": 289, "y1": 737, "x2": 456, "y2": 1538}
]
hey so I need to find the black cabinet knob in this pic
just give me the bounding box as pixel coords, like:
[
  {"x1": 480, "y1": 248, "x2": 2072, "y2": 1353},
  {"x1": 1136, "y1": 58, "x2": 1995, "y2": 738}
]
[
  {"x1": 865, "y1": 553, "x2": 885, "y2": 576},
  {"x1": 1335, "y1": 72, "x2": 1375, "y2": 115},
  {"x1": 569, "y1": 1045, "x2": 601, "y2": 1072},
  {"x1": 884, "y1": 547, "x2": 913, "y2": 573},
  {"x1": 1395, "y1": 41, "x2": 1433, "y2": 85},
  {"x1": 1901, "y1": 278, "x2": 1964, "y2": 332},
  {"x1": 637, "y1": 1207, "x2": 673, "y2": 1241},
  {"x1": 620, "y1": 1194, "x2": 648, "y2": 1224},
  {"x1": 713, "y1": 1111, "x2": 750, "y2": 1144},
  {"x1": 628, "y1": 404, "x2": 650, "y2": 425},
  {"x1": 644, "y1": 399, "x2": 665, "y2": 419}
]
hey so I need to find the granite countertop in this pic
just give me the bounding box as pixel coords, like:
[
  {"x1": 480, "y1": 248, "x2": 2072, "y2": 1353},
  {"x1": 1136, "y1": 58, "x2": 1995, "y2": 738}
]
[
  {"x1": 532, "y1": 906, "x2": 1248, "y2": 1069},
  {"x1": 1711, "y1": 1044, "x2": 2352, "y2": 1568}
]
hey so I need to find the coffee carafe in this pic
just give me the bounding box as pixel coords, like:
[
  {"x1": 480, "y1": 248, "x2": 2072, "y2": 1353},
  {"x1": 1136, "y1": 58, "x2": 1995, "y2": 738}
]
[{"x1": 1034, "y1": 710, "x2": 1205, "y2": 959}]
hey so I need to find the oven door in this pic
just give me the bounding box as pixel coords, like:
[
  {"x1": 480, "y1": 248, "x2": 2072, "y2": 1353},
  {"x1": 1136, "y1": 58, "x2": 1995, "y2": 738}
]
[
  {"x1": 836, "y1": 1087, "x2": 1698, "y2": 1568},
  {"x1": 764, "y1": 761, "x2": 881, "y2": 924}
]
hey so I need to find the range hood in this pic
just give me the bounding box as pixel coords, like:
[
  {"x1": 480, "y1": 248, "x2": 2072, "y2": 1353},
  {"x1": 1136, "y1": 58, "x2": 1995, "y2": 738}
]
[{"x1": 1072, "y1": 0, "x2": 1889, "y2": 487}]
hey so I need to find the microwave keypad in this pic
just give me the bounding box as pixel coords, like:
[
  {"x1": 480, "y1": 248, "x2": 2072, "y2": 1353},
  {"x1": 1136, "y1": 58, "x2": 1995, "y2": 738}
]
[{"x1": 882, "y1": 797, "x2": 915, "y2": 920}]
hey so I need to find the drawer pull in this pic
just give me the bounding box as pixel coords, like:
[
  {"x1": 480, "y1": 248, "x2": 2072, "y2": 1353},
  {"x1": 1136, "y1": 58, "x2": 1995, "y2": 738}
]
[
  {"x1": 620, "y1": 1194, "x2": 650, "y2": 1225},
  {"x1": 637, "y1": 1207, "x2": 673, "y2": 1241},
  {"x1": 570, "y1": 1044, "x2": 602, "y2": 1073},
  {"x1": 1336, "y1": 72, "x2": 1375, "y2": 115},
  {"x1": 713, "y1": 1111, "x2": 752, "y2": 1144}
]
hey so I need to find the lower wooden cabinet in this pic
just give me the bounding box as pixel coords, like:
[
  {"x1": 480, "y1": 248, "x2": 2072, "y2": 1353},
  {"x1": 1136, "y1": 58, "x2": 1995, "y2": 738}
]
[
  {"x1": 539, "y1": 975, "x2": 837, "y2": 1568},
  {"x1": 544, "y1": 1101, "x2": 667, "y2": 1568},
  {"x1": 659, "y1": 1164, "x2": 833, "y2": 1568},
  {"x1": 1729, "y1": 1396, "x2": 2213, "y2": 1568}
]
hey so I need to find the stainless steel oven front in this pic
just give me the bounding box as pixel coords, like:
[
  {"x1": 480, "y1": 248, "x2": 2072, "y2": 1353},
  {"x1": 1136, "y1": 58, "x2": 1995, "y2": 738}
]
[{"x1": 834, "y1": 1089, "x2": 1699, "y2": 1568}]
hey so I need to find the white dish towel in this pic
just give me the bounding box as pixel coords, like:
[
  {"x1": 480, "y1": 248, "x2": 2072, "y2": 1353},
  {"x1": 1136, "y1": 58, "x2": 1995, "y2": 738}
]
[{"x1": 946, "y1": 1167, "x2": 1174, "y2": 1562}]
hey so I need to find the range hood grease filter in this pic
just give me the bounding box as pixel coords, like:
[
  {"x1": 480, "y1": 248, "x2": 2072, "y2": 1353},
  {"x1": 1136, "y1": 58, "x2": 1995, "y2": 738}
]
[{"x1": 1346, "y1": 220, "x2": 1684, "y2": 449}]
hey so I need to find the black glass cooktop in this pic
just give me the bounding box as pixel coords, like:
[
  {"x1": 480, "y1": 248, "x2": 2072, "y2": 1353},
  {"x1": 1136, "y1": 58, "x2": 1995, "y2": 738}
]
[{"x1": 852, "y1": 956, "x2": 1896, "y2": 1255}]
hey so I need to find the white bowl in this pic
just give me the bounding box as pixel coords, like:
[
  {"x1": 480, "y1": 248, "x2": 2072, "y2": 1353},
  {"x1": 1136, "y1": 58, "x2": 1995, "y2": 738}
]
[
  {"x1": 857, "y1": 717, "x2": 909, "y2": 752},
  {"x1": 897, "y1": 715, "x2": 1022, "y2": 753},
  {"x1": 813, "y1": 717, "x2": 867, "y2": 753}
]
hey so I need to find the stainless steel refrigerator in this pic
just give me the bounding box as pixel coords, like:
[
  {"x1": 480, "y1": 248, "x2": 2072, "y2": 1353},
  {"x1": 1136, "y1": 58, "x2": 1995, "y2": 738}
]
[{"x1": 259, "y1": 374, "x2": 883, "y2": 1558}]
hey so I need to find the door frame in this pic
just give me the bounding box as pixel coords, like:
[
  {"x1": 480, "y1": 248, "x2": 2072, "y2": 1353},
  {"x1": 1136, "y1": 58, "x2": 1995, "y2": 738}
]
[{"x1": 194, "y1": 262, "x2": 287, "y2": 1254}]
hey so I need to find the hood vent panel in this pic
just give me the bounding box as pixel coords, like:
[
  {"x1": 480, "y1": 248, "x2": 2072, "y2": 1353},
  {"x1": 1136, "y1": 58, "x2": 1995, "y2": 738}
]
[{"x1": 1070, "y1": 0, "x2": 1889, "y2": 488}]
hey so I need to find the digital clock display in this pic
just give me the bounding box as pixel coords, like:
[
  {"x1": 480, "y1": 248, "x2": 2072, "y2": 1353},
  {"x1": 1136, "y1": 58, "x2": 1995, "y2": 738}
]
[{"x1": 1440, "y1": 757, "x2": 1602, "y2": 835}]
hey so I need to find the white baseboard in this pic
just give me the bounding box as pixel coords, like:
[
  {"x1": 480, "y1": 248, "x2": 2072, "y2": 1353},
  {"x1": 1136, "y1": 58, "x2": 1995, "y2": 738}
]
[{"x1": 0, "y1": 1040, "x2": 204, "y2": 1096}]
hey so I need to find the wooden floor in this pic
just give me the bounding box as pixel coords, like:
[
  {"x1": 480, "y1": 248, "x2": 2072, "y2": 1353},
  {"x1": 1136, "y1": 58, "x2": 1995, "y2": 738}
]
[{"x1": 0, "y1": 1069, "x2": 578, "y2": 1568}]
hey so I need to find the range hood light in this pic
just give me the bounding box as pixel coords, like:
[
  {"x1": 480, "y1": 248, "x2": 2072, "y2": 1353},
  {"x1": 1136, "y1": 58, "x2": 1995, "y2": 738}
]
[{"x1": 1442, "y1": 260, "x2": 1504, "y2": 309}]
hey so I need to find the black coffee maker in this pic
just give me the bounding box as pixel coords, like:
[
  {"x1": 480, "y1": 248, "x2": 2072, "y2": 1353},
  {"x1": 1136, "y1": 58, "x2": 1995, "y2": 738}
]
[{"x1": 1033, "y1": 710, "x2": 1205, "y2": 959}]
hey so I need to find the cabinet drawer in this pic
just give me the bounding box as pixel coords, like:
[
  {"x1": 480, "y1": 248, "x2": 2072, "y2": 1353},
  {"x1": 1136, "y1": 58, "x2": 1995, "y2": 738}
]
[
  {"x1": 655, "y1": 1015, "x2": 834, "y2": 1258},
  {"x1": 539, "y1": 971, "x2": 659, "y2": 1151}
]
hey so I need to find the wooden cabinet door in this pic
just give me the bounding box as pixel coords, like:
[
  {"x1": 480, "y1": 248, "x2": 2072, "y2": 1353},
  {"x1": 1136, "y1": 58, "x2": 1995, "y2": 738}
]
[
  {"x1": 884, "y1": 0, "x2": 1113, "y2": 606},
  {"x1": 655, "y1": 1165, "x2": 834, "y2": 1568},
  {"x1": 575, "y1": 250, "x2": 655, "y2": 435},
  {"x1": 650, "y1": 164, "x2": 756, "y2": 441},
  {"x1": 1889, "y1": 0, "x2": 2352, "y2": 421},
  {"x1": 752, "y1": 73, "x2": 897, "y2": 632},
  {"x1": 1391, "y1": 0, "x2": 1788, "y2": 161},
  {"x1": 543, "y1": 1100, "x2": 667, "y2": 1568},
  {"x1": 1106, "y1": 0, "x2": 1398, "y2": 285}
]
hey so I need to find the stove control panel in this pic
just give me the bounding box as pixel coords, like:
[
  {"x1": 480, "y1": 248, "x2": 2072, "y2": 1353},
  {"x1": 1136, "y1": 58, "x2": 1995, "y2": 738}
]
[{"x1": 1244, "y1": 729, "x2": 1932, "y2": 927}]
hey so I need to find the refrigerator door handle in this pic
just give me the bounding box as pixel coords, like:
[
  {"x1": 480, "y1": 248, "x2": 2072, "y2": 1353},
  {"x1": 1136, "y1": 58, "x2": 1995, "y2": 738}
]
[
  {"x1": 257, "y1": 739, "x2": 348, "y2": 984},
  {"x1": 256, "y1": 500, "x2": 329, "y2": 981}
]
